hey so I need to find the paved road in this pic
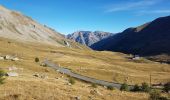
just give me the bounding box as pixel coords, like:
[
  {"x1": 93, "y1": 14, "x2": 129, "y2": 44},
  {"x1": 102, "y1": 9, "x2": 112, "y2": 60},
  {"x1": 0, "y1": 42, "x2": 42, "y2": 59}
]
[{"x1": 44, "y1": 60, "x2": 134, "y2": 89}]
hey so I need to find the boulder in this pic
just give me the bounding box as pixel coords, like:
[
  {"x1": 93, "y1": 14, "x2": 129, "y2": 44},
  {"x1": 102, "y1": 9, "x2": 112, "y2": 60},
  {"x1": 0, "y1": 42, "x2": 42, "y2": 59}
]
[
  {"x1": 12, "y1": 57, "x2": 19, "y2": 61},
  {"x1": 7, "y1": 72, "x2": 19, "y2": 77},
  {"x1": 0, "y1": 56, "x2": 4, "y2": 60},
  {"x1": 33, "y1": 73, "x2": 40, "y2": 77},
  {"x1": 75, "y1": 96, "x2": 81, "y2": 100}
]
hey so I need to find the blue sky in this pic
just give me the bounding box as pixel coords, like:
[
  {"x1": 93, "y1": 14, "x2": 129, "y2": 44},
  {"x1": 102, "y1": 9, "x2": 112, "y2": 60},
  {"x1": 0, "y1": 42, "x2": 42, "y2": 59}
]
[{"x1": 0, "y1": 0, "x2": 170, "y2": 34}]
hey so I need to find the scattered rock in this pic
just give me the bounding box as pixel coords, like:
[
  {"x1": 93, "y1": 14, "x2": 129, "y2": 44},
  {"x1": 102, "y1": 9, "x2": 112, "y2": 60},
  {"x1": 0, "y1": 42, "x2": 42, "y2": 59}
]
[
  {"x1": 90, "y1": 89, "x2": 102, "y2": 95},
  {"x1": 33, "y1": 73, "x2": 48, "y2": 79}
]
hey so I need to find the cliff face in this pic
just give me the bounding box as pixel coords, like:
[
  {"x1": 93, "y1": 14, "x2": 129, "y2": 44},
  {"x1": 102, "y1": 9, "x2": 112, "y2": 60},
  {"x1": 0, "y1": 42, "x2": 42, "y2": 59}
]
[{"x1": 67, "y1": 31, "x2": 113, "y2": 46}]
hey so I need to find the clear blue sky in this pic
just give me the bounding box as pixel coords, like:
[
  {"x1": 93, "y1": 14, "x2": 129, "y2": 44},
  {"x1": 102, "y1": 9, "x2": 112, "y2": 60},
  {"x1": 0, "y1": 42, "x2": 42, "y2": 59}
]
[{"x1": 0, "y1": 0, "x2": 170, "y2": 34}]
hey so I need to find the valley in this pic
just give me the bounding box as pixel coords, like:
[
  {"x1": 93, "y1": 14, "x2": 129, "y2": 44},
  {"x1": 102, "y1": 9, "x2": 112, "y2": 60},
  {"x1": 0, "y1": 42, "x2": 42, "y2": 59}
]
[
  {"x1": 0, "y1": 37, "x2": 170, "y2": 100},
  {"x1": 0, "y1": 4, "x2": 170, "y2": 100}
]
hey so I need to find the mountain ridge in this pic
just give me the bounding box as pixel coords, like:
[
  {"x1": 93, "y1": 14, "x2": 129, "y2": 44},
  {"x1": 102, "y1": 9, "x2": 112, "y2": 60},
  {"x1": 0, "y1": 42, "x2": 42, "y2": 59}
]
[
  {"x1": 91, "y1": 15, "x2": 170, "y2": 56},
  {"x1": 67, "y1": 31, "x2": 113, "y2": 46},
  {"x1": 0, "y1": 5, "x2": 88, "y2": 49}
]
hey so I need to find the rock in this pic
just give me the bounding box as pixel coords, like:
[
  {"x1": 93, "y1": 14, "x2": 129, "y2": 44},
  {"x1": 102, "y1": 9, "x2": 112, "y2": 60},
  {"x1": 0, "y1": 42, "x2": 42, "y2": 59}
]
[
  {"x1": 104, "y1": 86, "x2": 107, "y2": 89},
  {"x1": 33, "y1": 73, "x2": 40, "y2": 77},
  {"x1": 4, "y1": 55, "x2": 19, "y2": 61},
  {"x1": 12, "y1": 57, "x2": 19, "y2": 61},
  {"x1": 90, "y1": 89, "x2": 97, "y2": 95},
  {"x1": 8, "y1": 66, "x2": 18, "y2": 71},
  {"x1": 67, "y1": 83, "x2": 72, "y2": 86},
  {"x1": 40, "y1": 74, "x2": 48, "y2": 79},
  {"x1": 7, "y1": 72, "x2": 19, "y2": 77},
  {"x1": 90, "y1": 89, "x2": 102, "y2": 95},
  {"x1": 40, "y1": 63, "x2": 47, "y2": 67},
  {"x1": 0, "y1": 56, "x2": 4, "y2": 60},
  {"x1": 55, "y1": 77, "x2": 60, "y2": 80},
  {"x1": 75, "y1": 96, "x2": 81, "y2": 100}
]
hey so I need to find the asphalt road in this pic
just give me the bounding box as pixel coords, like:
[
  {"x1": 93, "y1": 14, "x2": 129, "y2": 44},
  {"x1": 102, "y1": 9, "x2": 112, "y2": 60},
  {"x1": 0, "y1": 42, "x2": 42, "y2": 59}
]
[{"x1": 44, "y1": 60, "x2": 134, "y2": 89}]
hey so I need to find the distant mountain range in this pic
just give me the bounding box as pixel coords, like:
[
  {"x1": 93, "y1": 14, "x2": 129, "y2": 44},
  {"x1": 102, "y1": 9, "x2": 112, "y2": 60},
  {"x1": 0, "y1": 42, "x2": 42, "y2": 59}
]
[
  {"x1": 91, "y1": 16, "x2": 170, "y2": 56},
  {"x1": 0, "y1": 5, "x2": 86, "y2": 49},
  {"x1": 66, "y1": 31, "x2": 113, "y2": 46}
]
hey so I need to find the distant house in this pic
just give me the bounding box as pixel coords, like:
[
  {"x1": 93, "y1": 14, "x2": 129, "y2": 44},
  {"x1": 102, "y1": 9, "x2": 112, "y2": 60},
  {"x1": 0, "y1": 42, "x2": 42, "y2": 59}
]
[{"x1": 132, "y1": 55, "x2": 140, "y2": 60}]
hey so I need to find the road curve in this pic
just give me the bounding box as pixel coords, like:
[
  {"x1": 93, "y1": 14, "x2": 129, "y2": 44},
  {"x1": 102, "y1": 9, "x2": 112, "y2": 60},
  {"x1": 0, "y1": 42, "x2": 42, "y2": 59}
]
[{"x1": 44, "y1": 60, "x2": 134, "y2": 89}]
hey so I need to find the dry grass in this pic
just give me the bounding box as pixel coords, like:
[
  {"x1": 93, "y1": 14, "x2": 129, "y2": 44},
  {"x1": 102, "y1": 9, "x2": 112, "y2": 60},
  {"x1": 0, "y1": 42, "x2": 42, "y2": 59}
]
[{"x1": 0, "y1": 37, "x2": 169, "y2": 100}]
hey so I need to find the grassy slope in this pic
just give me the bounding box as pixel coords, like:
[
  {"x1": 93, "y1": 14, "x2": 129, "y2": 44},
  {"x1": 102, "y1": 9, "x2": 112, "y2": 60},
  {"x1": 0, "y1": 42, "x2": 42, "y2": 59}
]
[{"x1": 0, "y1": 37, "x2": 169, "y2": 100}]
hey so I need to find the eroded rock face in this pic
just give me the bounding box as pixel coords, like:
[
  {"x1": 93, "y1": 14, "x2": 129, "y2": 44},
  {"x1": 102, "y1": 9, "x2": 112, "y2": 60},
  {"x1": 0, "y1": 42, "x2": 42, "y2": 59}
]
[{"x1": 67, "y1": 31, "x2": 113, "y2": 46}]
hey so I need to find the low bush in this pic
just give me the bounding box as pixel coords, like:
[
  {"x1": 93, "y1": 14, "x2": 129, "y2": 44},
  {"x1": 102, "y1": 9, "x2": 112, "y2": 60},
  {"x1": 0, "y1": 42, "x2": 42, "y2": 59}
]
[
  {"x1": 149, "y1": 90, "x2": 169, "y2": 100},
  {"x1": 141, "y1": 82, "x2": 150, "y2": 92},
  {"x1": 35, "y1": 57, "x2": 39, "y2": 63},
  {"x1": 131, "y1": 84, "x2": 141, "y2": 92},
  {"x1": 120, "y1": 83, "x2": 129, "y2": 91},
  {"x1": 69, "y1": 77, "x2": 75, "y2": 85},
  {"x1": 107, "y1": 85, "x2": 114, "y2": 90},
  {"x1": 149, "y1": 90, "x2": 161, "y2": 100},
  {"x1": 91, "y1": 83, "x2": 97, "y2": 88},
  {"x1": 163, "y1": 82, "x2": 170, "y2": 93},
  {"x1": 0, "y1": 70, "x2": 6, "y2": 84}
]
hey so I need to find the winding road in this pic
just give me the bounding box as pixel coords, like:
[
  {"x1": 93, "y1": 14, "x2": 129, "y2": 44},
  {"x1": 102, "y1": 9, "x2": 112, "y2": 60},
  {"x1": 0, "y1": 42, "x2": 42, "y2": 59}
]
[{"x1": 44, "y1": 60, "x2": 134, "y2": 89}]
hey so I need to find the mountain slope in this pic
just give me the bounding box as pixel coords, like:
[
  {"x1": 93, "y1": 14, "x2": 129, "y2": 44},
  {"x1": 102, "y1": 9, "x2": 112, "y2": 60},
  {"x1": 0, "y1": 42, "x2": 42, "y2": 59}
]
[
  {"x1": 91, "y1": 16, "x2": 170, "y2": 56},
  {"x1": 67, "y1": 31, "x2": 113, "y2": 46},
  {"x1": 0, "y1": 5, "x2": 87, "y2": 49}
]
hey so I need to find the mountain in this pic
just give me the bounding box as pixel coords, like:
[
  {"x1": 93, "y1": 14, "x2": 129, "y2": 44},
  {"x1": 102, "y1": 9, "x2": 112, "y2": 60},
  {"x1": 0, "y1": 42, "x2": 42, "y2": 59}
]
[
  {"x1": 66, "y1": 31, "x2": 113, "y2": 46},
  {"x1": 91, "y1": 16, "x2": 170, "y2": 56},
  {"x1": 0, "y1": 5, "x2": 87, "y2": 49}
]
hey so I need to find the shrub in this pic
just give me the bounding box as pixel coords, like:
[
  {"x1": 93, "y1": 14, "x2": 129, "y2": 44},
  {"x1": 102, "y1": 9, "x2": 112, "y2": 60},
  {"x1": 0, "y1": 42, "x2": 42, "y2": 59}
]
[
  {"x1": 35, "y1": 57, "x2": 39, "y2": 63},
  {"x1": 149, "y1": 90, "x2": 161, "y2": 100},
  {"x1": 141, "y1": 82, "x2": 150, "y2": 92},
  {"x1": 131, "y1": 84, "x2": 141, "y2": 92},
  {"x1": 0, "y1": 70, "x2": 6, "y2": 84},
  {"x1": 120, "y1": 83, "x2": 129, "y2": 91},
  {"x1": 163, "y1": 82, "x2": 170, "y2": 93},
  {"x1": 159, "y1": 97, "x2": 168, "y2": 100},
  {"x1": 107, "y1": 85, "x2": 114, "y2": 90},
  {"x1": 69, "y1": 77, "x2": 75, "y2": 85},
  {"x1": 91, "y1": 83, "x2": 97, "y2": 88}
]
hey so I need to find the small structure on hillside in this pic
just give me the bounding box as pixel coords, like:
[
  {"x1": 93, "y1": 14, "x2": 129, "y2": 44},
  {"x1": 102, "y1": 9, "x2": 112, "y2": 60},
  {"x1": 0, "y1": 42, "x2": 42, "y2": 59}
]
[{"x1": 132, "y1": 55, "x2": 140, "y2": 60}]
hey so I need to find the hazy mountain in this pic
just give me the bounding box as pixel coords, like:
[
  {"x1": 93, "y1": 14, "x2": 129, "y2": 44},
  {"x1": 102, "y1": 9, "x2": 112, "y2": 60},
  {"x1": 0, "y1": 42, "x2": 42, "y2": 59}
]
[
  {"x1": 66, "y1": 31, "x2": 113, "y2": 46},
  {"x1": 0, "y1": 5, "x2": 87, "y2": 49},
  {"x1": 91, "y1": 16, "x2": 170, "y2": 56}
]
